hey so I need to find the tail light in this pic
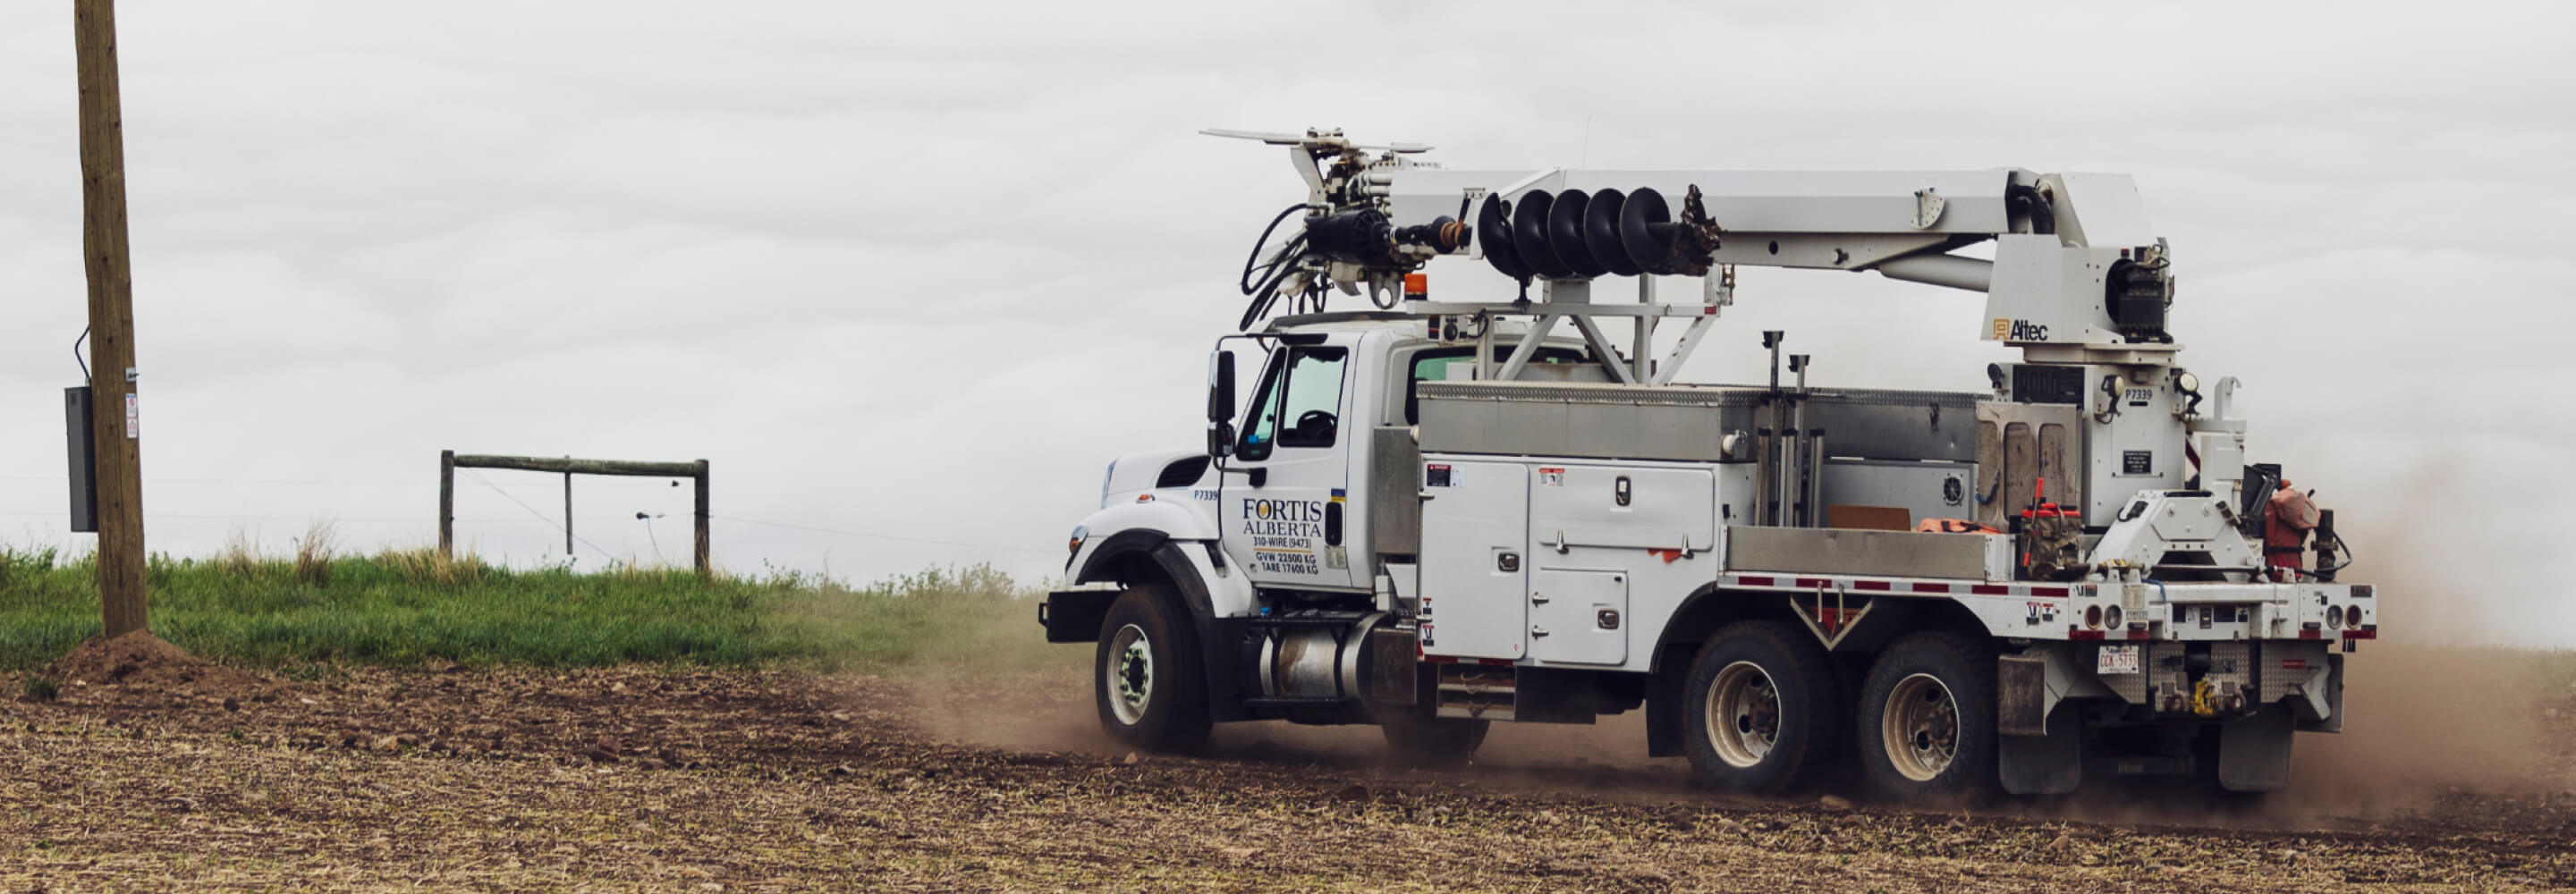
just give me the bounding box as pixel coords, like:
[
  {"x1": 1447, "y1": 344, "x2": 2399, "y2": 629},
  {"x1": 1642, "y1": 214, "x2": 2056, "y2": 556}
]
[
  {"x1": 2345, "y1": 605, "x2": 2362, "y2": 628},
  {"x1": 2085, "y1": 605, "x2": 2103, "y2": 629}
]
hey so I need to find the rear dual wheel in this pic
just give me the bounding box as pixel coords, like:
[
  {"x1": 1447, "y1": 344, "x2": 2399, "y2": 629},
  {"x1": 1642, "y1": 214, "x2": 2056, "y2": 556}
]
[
  {"x1": 1855, "y1": 632, "x2": 1997, "y2": 801},
  {"x1": 1680, "y1": 620, "x2": 1842, "y2": 793}
]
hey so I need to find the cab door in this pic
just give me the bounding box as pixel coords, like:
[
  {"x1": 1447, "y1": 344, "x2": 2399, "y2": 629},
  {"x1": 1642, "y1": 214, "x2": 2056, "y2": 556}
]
[{"x1": 1222, "y1": 343, "x2": 1363, "y2": 591}]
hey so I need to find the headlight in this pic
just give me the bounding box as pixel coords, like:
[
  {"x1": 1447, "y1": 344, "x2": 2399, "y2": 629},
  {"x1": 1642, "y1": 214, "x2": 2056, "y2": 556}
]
[
  {"x1": 1068, "y1": 526, "x2": 1089, "y2": 557},
  {"x1": 1100, "y1": 460, "x2": 1118, "y2": 509}
]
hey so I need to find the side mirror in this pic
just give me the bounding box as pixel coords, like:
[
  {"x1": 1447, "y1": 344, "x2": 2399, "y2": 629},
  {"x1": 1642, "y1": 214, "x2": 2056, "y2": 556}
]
[
  {"x1": 1208, "y1": 351, "x2": 1236, "y2": 423},
  {"x1": 1208, "y1": 422, "x2": 1236, "y2": 459}
]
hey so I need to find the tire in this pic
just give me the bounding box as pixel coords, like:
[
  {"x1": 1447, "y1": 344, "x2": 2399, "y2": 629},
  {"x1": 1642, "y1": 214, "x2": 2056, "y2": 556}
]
[
  {"x1": 1379, "y1": 711, "x2": 1489, "y2": 768},
  {"x1": 1856, "y1": 632, "x2": 1998, "y2": 802},
  {"x1": 1679, "y1": 620, "x2": 1842, "y2": 794},
  {"x1": 1094, "y1": 587, "x2": 1209, "y2": 754}
]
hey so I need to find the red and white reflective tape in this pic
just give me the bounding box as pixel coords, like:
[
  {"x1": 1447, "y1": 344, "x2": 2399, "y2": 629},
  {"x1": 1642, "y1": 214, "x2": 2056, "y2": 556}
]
[{"x1": 1722, "y1": 573, "x2": 2070, "y2": 600}]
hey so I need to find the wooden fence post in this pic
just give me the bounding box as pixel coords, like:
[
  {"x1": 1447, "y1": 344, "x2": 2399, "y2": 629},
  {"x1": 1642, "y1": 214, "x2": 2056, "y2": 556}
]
[
  {"x1": 693, "y1": 460, "x2": 710, "y2": 578},
  {"x1": 438, "y1": 449, "x2": 454, "y2": 560}
]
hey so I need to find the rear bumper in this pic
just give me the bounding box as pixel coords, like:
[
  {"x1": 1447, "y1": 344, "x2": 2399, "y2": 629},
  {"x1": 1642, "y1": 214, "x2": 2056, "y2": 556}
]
[{"x1": 2018, "y1": 639, "x2": 2344, "y2": 733}]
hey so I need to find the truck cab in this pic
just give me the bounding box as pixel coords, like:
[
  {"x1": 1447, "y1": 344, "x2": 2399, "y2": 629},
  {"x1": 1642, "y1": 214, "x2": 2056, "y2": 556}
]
[{"x1": 1208, "y1": 319, "x2": 1597, "y2": 594}]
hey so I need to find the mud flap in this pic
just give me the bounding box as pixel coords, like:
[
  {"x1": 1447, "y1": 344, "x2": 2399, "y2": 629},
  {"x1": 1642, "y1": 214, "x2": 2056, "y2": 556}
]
[
  {"x1": 1997, "y1": 702, "x2": 2082, "y2": 794},
  {"x1": 1644, "y1": 651, "x2": 1686, "y2": 757},
  {"x1": 2293, "y1": 654, "x2": 2345, "y2": 733},
  {"x1": 2218, "y1": 706, "x2": 2295, "y2": 792},
  {"x1": 1997, "y1": 654, "x2": 2047, "y2": 736}
]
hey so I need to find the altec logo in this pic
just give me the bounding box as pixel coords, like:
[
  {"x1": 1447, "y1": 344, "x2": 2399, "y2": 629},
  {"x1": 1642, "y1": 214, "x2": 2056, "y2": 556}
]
[{"x1": 1993, "y1": 318, "x2": 2050, "y2": 341}]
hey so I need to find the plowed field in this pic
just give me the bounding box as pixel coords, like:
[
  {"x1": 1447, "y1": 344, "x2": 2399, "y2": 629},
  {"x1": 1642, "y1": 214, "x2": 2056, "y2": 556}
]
[{"x1": 4, "y1": 638, "x2": 2572, "y2": 892}]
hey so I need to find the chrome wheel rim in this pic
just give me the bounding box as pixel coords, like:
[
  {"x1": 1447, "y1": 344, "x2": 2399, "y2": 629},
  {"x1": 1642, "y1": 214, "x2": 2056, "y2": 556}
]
[
  {"x1": 1706, "y1": 661, "x2": 1782, "y2": 768},
  {"x1": 1107, "y1": 623, "x2": 1152, "y2": 725},
  {"x1": 1882, "y1": 672, "x2": 1960, "y2": 781}
]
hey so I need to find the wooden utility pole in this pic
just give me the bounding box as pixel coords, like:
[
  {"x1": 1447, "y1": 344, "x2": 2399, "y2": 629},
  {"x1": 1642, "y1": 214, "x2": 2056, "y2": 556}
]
[{"x1": 74, "y1": 0, "x2": 148, "y2": 637}]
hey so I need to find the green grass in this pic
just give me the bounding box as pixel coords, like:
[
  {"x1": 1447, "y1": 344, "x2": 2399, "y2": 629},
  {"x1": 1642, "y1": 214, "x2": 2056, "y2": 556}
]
[{"x1": 0, "y1": 544, "x2": 1069, "y2": 673}]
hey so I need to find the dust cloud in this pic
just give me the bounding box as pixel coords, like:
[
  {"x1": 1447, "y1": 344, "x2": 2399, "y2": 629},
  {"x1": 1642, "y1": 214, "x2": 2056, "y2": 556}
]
[
  {"x1": 2271, "y1": 462, "x2": 2571, "y2": 813},
  {"x1": 885, "y1": 455, "x2": 2571, "y2": 829},
  {"x1": 884, "y1": 601, "x2": 1682, "y2": 779},
  {"x1": 2287, "y1": 643, "x2": 2556, "y2": 803}
]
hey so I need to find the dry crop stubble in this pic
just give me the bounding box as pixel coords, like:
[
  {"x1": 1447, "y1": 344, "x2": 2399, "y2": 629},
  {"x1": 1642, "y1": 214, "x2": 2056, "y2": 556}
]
[{"x1": 5, "y1": 658, "x2": 2572, "y2": 892}]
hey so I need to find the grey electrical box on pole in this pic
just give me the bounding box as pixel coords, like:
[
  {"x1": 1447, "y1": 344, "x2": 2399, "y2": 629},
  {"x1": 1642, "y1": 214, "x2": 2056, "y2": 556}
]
[{"x1": 64, "y1": 386, "x2": 97, "y2": 533}]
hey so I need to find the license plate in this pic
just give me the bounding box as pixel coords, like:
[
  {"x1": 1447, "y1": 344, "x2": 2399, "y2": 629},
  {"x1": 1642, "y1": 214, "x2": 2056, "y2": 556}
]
[{"x1": 2097, "y1": 645, "x2": 2140, "y2": 674}]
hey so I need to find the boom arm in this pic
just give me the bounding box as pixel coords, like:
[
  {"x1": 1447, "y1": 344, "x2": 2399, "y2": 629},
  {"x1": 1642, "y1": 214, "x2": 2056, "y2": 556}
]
[{"x1": 1218, "y1": 129, "x2": 2181, "y2": 368}]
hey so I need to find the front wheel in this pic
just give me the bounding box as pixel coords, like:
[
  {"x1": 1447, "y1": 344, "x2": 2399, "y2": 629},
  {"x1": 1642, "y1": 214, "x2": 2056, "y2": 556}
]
[
  {"x1": 1094, "y1": 588, "x2": 1209, "y2": 754},
  {"x1": 1856, "y1": 632, "x2": 1998, "y2": 802}
]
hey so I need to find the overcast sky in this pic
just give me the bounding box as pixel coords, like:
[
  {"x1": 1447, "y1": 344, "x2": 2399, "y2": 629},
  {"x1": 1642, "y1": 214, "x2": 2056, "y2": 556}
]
[{"x1": 4, "y1": 2, "x2": 2570, "y2": 645}]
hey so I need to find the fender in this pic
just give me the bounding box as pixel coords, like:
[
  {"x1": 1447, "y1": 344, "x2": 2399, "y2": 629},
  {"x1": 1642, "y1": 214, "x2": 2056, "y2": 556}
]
[
  {"x1": 1644, "y1": 583, "x2": 1741, "y2": 675},
  {"x1": 1073, "y1": 528, "x2": 1170, "y2": 583},
  {"x1": 1075, "y1": 529, "x2": 1255, "y2": 620},
  {"x1": 1068, "y1": 499, "x2": 1223, "y2": 575},
  {"x1": 1640, "y1": 582, "x2": 1732, "y2": 758}
]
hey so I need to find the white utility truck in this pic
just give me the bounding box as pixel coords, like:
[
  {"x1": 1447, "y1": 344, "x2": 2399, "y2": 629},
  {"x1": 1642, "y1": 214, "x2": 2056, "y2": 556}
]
[{"x1": 1039, "y1": 130, "x2": 2370, "y2": 798}]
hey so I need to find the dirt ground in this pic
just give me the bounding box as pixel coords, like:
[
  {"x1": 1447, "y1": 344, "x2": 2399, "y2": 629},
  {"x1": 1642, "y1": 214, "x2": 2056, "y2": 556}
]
[{"x1": 4, "y1": 637, "x2": 2573, "y2": 892}]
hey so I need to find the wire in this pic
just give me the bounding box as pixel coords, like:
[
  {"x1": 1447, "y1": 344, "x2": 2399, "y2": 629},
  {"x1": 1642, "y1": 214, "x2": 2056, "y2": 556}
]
[
  {"x1": 0, "y1": 476, "x2": 420, "y2": 487},
  {"x1": 72, "y1": 328, "x2": 89, "y2": 381},
  {"x1": 637, "y1": 512, "x2": 666, "y2": 565},
  {"x1": 708, "y1": 514, "x2": 1058, "y2": 554},
  {"x1": 0, "y1": 510, "x2": 523, "y2": 523},
  {"x1": 462, "y1": 469, "x2": 617, "y2": 561},
  {"x1": 4, "y1": 478, "x2": 1060, "y2": 558}
]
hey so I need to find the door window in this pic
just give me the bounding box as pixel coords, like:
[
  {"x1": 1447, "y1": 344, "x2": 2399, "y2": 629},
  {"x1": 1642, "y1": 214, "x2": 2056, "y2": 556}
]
[{"x1": 1238, "y1": 347, "x2": 1348, "y2": 460}]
